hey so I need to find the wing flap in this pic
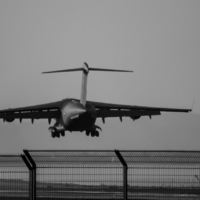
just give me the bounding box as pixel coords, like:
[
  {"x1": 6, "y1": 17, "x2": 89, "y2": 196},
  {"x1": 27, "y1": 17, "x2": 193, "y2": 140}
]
[
  {"x1": 0, "y1": 100, "x2": 62, "y2": 113},
  {"x1": 0, "y1": 110, "x2": 60, "y2": 119},
  {"x1": 97, "y1": 110, "x2": 161, "y2": 118},
  {"x1": 87, "y1": 100, "x2": 192, "y2": 113},
  {"x1": 0, "y1": 100, "x2": 63, "y2": 121}
]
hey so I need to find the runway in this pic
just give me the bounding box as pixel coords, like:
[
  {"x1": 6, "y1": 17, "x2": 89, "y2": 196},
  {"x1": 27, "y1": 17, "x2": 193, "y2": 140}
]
[{"x1": 1, "y1": 189, "x2": 200, "y2": 200}]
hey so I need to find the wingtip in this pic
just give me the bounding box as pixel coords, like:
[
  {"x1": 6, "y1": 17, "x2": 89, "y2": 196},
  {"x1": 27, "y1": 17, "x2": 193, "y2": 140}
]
[
  {"x1": 190, "y1": 98, "x2": 195, "y2": 112},
  {"x1": 42, "y1": 71, "x2": 52, "y2": 74}
]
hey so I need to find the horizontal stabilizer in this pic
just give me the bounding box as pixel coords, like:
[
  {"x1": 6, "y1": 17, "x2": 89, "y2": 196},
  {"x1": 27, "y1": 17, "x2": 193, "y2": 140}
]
[
  {"x1": 42, "y1": 62, "x2": 133, "y2": 74},
  {"x1": 42, "y1": 68, "x2": 83, "y2": 74},
  {"x1": 89, "y1": 68, "x2": 133, "y2": 73}
]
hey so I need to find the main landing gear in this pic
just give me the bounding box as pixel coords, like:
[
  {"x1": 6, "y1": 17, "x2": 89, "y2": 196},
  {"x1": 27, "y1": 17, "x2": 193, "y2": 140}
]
[
  {"x1": 85, "y1": 125, "x2": 101, "y2": 137},
  {"x1": 86, "y1": 130, "x2": 99, "y2": 137},
  {"x1": 49, "y1": 127, "x2": 65, "y2": 138}
]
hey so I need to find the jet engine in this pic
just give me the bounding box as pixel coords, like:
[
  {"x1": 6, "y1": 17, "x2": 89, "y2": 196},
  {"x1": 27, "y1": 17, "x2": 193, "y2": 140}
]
[
  {"x1": 130, "y1": 116, "x2": 141, "y2": 121},
  {"x1": 4, "y1": 118, "x2": 15, "y2": 122}
]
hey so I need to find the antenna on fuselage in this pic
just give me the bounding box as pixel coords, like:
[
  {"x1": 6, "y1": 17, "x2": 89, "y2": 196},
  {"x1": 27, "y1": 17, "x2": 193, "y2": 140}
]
[{"x1": 42, "y1": 62, "x2": 133, "y2": 106}]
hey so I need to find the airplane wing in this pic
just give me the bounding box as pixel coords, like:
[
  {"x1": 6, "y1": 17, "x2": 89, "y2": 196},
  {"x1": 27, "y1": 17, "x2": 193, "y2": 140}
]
[
  {"x1": 0, "y1": 97, "x2": 191, "y2": 123},
  {"x1": 86, "y1": 100, "x2": 192, "y2": 121},
  {"x1": 0, "y1": 101, "x2": 62, "y2": 122}
]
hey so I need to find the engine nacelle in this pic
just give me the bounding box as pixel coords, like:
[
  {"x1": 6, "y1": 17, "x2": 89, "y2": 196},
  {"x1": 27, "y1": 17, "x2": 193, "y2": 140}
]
[
  {"x1": 5, "y1": 118, "x2": 15, "y2": 123},
  {"x1": 130, "y1": 116, "x2": 141, "y2": 121}
]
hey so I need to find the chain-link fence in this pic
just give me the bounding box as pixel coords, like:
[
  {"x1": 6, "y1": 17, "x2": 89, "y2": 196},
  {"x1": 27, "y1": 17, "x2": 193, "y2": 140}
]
[
  {"x1": 0, "y1": 155, "x2": 30, "y2": 200},
  {"x1": 1, "y1": 150, "x2": 200, "y2": 200},
  {"x1": 26, "y1": 150, "x2": 123, "y2": 200},
  {"x1": 120, "y1": 151, "x2": 200, "y2": 200}
]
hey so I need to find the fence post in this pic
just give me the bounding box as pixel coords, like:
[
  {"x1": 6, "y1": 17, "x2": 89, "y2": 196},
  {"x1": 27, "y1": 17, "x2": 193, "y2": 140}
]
[
  {"x1": 23, "y1": 150, "x2": 36, "y2": 200},
  {"x1": 115, "y1": 150, "x2": 127, "y2": 200},
  {"x1": 21, "y1": 154, "x2": 33, "y2": 200}
]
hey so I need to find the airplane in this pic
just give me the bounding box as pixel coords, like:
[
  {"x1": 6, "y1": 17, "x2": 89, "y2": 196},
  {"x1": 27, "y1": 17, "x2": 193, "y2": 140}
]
[{"x1": 0, "y1": 63, "x2": 192, "y2": 138}]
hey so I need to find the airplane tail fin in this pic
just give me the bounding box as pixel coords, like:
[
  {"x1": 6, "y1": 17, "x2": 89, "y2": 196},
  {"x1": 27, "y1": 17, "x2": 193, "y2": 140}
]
[{"x1": 42, "y1": 62, "x2": 133, "y2": 106}]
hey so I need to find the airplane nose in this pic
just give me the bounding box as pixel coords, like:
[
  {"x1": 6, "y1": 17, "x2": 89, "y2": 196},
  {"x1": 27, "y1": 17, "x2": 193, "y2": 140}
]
[
  {"x1": 70, "y1": 106, "x2": 86, "y2": 120},
  {"x1": 61, "y1": 101, "x2": 87, "y2": 121},
  {"x1": 74, "y1": 107, "x2": 86, "y2": 115}
]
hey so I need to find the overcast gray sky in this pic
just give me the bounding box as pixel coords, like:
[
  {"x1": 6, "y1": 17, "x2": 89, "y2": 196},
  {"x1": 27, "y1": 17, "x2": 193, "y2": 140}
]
[{"x1": 0, "y1": 0, "x2": 200, "y2": 153}]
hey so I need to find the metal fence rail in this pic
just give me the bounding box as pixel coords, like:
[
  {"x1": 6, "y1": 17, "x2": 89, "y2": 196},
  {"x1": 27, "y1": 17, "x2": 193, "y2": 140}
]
[
  {"x1": 1, "y1": 150, "x2": 200, "y2": 200},
  {"x1": 0, "y1": 155, "x2": 29, "y2": 200}
]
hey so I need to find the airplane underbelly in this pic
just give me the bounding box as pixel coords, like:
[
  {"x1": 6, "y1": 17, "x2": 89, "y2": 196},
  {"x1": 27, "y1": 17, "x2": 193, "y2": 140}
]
[
  {"x1": 67, "y1": 112, "x2": 96, "y2": 131},
  {"x1": 61, "y1": 102, "x2": 97, "y2": 132}
]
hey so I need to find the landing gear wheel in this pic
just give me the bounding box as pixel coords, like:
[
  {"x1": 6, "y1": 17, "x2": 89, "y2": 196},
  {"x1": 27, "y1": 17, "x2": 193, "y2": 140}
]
[
  {"x1": 61, "y1": 131, "x2": 65, "y2": 137},
  {"x1": 91, "y1": 131, "x2": 95, "y2": 137},
  {"x1": 86, "y1": 130, "x2": 90, "y2": 136},
  {"x1": 95, "y1": 131, "x2": 99, "y2": 137},
  {"x1": 51, "y1": 131, "x2": 55, "y2": 138},
  {"x1": 56, "y1": 132, "x2": 60, "y2": 138}
]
